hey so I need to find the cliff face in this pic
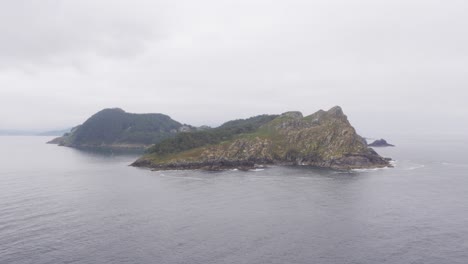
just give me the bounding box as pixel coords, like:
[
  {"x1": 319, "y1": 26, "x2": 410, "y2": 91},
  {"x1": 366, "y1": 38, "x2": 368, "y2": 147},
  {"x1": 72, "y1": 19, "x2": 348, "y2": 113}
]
[
  {"x1": 48, "y1": 108, "x2": 185, "y2": 149},
  {"x1": 132, "y1": 106, "x2": 391, "y2": 170}
]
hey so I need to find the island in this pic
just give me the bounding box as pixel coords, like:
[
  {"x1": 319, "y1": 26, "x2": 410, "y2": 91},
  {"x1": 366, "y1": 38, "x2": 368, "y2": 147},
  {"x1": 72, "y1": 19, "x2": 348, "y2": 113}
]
[
  {"x1": 48, "y1": 108, "x2": 192, "y2": 150},
  {"x1": 368, "y1": 139, "x2": 395, "y2": 147},
  {"x1": 132, "y1": 106, "x2": 391, "y2": 171}
]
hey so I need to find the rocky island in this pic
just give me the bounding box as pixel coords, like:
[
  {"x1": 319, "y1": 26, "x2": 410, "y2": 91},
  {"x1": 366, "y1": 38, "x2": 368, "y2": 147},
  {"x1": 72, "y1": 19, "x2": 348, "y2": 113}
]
[
  {"x1": 48, "y1": 108, "x2": 191, "y2": 149},
  {"x1": 368, "y1": 139, "x2": 395, "y2": 147},
  {"x1": 132, "y1": 106, "x2": 391, "y2": 171}
]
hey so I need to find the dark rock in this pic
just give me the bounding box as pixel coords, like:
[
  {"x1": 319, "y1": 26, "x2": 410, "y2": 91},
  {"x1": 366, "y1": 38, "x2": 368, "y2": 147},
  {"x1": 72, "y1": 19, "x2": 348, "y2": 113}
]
[{"x1": 368, "y1": 139, "x2": 395, "y2": 147}]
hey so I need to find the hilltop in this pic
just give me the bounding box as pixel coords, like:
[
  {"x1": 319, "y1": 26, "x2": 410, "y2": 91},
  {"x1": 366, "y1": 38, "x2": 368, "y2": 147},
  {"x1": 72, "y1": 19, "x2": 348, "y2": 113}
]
[
  {"x1": 48, "y1": 108, "x2": 189, "y2": 149},
  {"x1": 132, "y1": 106, "x2": 391, "y2": 170}
]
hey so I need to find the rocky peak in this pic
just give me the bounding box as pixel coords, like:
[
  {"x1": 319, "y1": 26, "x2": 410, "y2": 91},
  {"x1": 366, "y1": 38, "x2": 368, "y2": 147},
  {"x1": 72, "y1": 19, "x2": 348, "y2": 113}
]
[
  {"x1": 326, "y1": 106, "x2": 345, "y2": 117},
  {"x1": 280, "y1": 111, "x2": 303, "y2": 119},
  {"x1": 302, "y1": 106, "x2": 347, "y2": 125}
]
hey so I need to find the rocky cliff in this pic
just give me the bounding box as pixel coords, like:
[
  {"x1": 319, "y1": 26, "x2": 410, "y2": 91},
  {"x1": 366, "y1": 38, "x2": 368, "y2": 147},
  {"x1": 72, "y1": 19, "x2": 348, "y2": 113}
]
[{"x1": 132, "y1": 106, "x2": 391, "y2": 170}]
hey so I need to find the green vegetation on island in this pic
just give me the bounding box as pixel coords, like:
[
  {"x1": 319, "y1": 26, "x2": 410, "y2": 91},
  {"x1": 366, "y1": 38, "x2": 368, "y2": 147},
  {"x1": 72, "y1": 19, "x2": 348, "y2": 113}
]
[
  {"x1": 132, "y1": 106, "x2": 391, "y2": 170},
  {"x1": 48, "y1": 108, "x2": 188, "y2": 149},
  {"x1": 146, "y1": 114, "x2": 278, "y2": 156}
]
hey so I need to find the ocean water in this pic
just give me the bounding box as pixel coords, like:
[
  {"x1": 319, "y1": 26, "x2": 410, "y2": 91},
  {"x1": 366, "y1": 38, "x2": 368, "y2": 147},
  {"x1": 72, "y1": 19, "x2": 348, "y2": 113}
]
[{"x1": 0, "y1": 136, "x2": 467, "y2": 264}]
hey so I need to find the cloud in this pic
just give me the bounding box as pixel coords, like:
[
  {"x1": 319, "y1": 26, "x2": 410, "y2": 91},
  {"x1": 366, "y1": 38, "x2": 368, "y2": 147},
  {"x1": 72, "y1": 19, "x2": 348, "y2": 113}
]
[
  {"x1": 0, "y1": 0, "x2": 165, "y2": 69},
  {"x1": 0, "y1": 0, "x2": 467, "y2": 135}
]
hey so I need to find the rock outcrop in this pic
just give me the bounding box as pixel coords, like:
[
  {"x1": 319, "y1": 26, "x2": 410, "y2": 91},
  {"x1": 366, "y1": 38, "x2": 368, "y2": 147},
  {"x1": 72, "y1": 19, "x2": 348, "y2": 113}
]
[
  {"x1": 132, "y1": 106, "x2": 391, "y2": 170},
  {"x1": 368, "y1": 139, "x2": 395, "y2": 147}
]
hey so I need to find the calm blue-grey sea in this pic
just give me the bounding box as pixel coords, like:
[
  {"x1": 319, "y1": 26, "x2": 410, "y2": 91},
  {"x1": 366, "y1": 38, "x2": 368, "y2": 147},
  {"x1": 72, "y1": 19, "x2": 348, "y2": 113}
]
[{"x1": 0, "y1": 135, "x2": 467, "y2": 264}]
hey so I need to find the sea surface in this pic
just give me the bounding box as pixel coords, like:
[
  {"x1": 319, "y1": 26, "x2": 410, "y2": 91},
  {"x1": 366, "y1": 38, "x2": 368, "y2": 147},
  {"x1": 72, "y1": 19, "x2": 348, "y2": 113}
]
[{"x1": 0, "y1": 136, "x2": 467, "y2": 264}]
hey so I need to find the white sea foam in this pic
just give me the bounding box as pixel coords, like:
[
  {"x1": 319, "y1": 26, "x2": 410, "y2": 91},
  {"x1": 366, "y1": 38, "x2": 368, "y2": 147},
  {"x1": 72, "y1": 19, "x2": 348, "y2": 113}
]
[
  {"x1": 403, "y1": 164, "x2": 425, "y2": 171},
  {"x1": 441, "y1": 162, "x2": 468, "y2": 167},
  {"x1": 250, "y1": 168, "x2": 265, "y2": 172},
  {"x1": 352, "y1": 167, "x2": 385, "y2": 173},
  {"x1": 351, "y1": 165, "x2": 393, "y2": 173}
]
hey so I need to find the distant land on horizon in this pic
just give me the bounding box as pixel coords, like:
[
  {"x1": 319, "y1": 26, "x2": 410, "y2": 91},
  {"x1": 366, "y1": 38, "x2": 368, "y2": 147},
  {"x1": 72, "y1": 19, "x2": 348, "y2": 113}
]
[
  {"x1": 0, "y1": 129, "x2": 71, "y2": 136},
  {"x1": 48, "y1": 108, "x2": 194, "y2": 149}
]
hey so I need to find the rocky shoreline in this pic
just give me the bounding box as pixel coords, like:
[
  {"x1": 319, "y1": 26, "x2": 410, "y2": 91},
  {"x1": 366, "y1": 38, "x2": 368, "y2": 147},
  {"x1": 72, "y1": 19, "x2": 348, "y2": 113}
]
[
  {"x1": 131, "y1": 154, "x2": 392, "y2": 171},
  {"x1": 132, "y1": 159, "x2": 261, "y2": 171}
]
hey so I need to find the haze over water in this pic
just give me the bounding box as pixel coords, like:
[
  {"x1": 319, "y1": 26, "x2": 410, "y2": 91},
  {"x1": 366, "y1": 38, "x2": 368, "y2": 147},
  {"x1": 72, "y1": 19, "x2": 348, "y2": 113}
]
[{"x1": 0, "y1": 135, "x2": 467, "y2": 264}]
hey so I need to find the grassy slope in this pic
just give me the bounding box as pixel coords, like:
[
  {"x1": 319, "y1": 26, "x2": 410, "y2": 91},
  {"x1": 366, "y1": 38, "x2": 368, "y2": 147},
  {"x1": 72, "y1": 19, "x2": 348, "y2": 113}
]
[
  {"x1": 145, "y1": 114, "x2": 278, "y2": 156},
  {"x1": 51, "y1": 108, "x2": 183, "y2": 147}
]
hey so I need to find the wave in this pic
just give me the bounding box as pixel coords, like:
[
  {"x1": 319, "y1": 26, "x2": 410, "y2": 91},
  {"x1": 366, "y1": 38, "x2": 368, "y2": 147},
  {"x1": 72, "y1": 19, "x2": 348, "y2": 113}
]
[
  {"x1": 351, "y1": 162, "x2": 395, "y2": 173},
  {"x1": 441, "y1": 162, "x2": 468, "y2": 167},
  {"x1": 250, "y1": 168, "x2": 265, "y2": 172},
  {"x1": 229, "y1": 168, "x2": 265, "y2": 172},
  {"x1": 351, "y1": 167, "x2": 390, "y2": 173},
  {"x1": 403, "y1": 164, "x2": 425, "y2": 171}
]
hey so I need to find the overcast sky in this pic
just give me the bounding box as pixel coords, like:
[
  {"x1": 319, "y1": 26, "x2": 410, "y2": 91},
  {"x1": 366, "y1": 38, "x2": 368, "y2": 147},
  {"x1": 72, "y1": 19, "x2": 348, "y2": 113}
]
[{"x1": 0, "y1": 0, "x2": 467, "y2": 136}]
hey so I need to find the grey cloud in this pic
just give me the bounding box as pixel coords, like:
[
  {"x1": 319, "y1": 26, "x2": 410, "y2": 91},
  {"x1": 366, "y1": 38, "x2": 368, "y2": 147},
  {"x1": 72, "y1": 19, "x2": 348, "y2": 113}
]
[
  {"x1": 0, "y1": 0, "x2": 164, "y2": 69},
  {"x1": 0, "y1": 0, "x2": 467, "y2": 136}
]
